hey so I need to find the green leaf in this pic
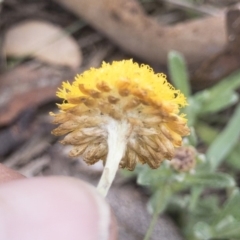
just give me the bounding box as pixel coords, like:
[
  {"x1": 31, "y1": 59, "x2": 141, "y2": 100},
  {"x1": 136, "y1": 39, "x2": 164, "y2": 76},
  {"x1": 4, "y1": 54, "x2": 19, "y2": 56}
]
[
  {"x1": 194, "y1": 222, "x2": 213, "y2": 240},
  {"x1": 194, "y1": 70, "x2": 240, "y2": 101},
  {"x1": 193, "y1": 71, "x2": 240, "y2": 114},
  {"x1": 208, "y1": 70, "x2": 240, "y2": 94},
  {"x1": 195, "y1": 218, "x2": 240, "y2": 239},
  {"x1": 189, "y1": 187, "x2": 203, "y2": 212},
  {"x1": 226, "y1": 144, "x2": 240, "y2": 170},
  {"x1": 193, "y1": 70, "x2": 240, "y2": 114},
  {"x1": 144, "y1": 185, "x2": 172, "y2": 240},
  {"x1": 184, "y1": 96, "x2": 201, "y2": 126},
  {"x1": 147, "y1": 186, "x2": 172, "y2": 214},
  {"x1": 187, "y1": 126, "x2": 198, "y2": 146},
  {"x1": 213, "y1": 218, "x2": 240, "y2": 239},
  {"x1": 168, "y1": 194, "x2": 190, "y2": 210},
  {"x1": 199, "y1": 91, "x2": 238, "y2": 114},
  {"x1": 195, "y1": 122, "x2": 219, "y2": 145},
  {"x1": 168, "y1": 51, "x2": 191, "y2": 97},
  {"x1": 185, "y1": 172, "x2": 235, "y2": 188},
  {"x1": 207, "y1": 104, "x2": 240, "y2": 170},
  {"x1": 198, "y1": 196, "x2": 220, "y2": 216},
  {"x1": 137, "y1": 164, "x2": 172, "y2": 187},
  {"x1": 214, "y1": 190, "x2": 240, "y2": 223}
]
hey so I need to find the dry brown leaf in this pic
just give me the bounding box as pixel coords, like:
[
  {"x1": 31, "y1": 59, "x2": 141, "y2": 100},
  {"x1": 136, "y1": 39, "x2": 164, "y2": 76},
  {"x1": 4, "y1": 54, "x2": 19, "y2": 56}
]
[
  {"x1": 0, "y1": 62, "x2": 75, "y2": 126},
  {"x1": 191, "y1": 5, "x2": 240, "y2": 90},
  {"x1": 53, "y1": 0, "x2": 226, "y2": 66},
  {"x1": 0, "y1": 87, "x2": 57, "y2": 126},
  {"x1": 3, "y1": 20, "x2": 82, "y2": 69}
]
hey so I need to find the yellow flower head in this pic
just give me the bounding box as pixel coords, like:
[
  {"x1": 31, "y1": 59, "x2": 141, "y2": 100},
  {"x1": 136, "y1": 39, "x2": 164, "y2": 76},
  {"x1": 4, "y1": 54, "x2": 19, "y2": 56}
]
[{"x1": 51, "y1": 60, "x2": 190, "y2": 170}]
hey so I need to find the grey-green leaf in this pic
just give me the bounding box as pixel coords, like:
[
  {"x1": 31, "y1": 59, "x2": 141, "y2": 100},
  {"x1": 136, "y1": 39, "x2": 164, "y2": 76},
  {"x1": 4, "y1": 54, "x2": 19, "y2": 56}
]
[
  {"x1": 168, "y1": 51, "x2": 191, "y2": 97},
  {"x1": 214, "y1": 190, "x2": 240, "y2": 223},
  {"x1": 199, "y1": 91, "x2": 238, "y2": 114},
  {"x1": 207, "y1": 104, "x2": 240, "y2": 170},
  {"x1": 194, "y1": 222, "x2": 213, "y2": 240},
  {"x1": 213, "y1": 218, "x2": 240, "y2": 239},
  {"x1": 185, "y1": 172, "x2": 235, "y2": 188},
  {"x1": 147, "y1": 186, "x2": 172, "y2": 215},
  {"x1": 193, "y1": 70, "x2": 240, "y2": 114}
]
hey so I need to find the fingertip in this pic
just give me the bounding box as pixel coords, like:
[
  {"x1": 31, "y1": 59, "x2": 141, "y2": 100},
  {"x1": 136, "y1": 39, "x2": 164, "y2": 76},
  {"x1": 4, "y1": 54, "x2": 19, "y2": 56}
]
[{"x1": 0, "y1": 176, "x2": 117, "y2": 240}]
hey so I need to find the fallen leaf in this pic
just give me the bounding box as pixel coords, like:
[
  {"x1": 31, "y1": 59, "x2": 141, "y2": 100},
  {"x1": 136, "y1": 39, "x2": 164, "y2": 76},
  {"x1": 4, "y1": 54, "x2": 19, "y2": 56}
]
[
  {"x1": 0, "y1": 87, "x2": 57, "y2": 126},
  {"x1": 53, "y1": 0, "x2": 226, "y2": 66},
  {"x1": 4, "y1": 20, "x2": 82, "y2": 69},
  {"x1": 0, "y1": 62, "x2": 75, "y2": 126}
]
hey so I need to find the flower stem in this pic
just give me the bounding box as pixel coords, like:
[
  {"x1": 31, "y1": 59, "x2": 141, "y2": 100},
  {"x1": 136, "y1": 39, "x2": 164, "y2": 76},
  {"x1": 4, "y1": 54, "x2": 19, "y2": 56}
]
[
  {"x1": 97, "y1": 119, "x2": 130, "y2": 197},
  {"x1": 143, "y1": 211, "x2": 159, "y2": 240}
]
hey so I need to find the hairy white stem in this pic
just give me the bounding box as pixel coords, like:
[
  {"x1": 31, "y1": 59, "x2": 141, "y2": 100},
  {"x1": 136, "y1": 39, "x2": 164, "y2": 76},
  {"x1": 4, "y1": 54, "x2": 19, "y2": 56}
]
[{"x1": 97, "y1": 119, "x2": 130, "y2": 197}]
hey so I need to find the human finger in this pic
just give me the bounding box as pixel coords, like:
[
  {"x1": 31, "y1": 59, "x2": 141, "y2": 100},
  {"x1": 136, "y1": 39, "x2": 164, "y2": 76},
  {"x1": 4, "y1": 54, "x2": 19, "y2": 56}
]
[{"x1": 0, "y1": 176, "x2": 117, "y2": 240}]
